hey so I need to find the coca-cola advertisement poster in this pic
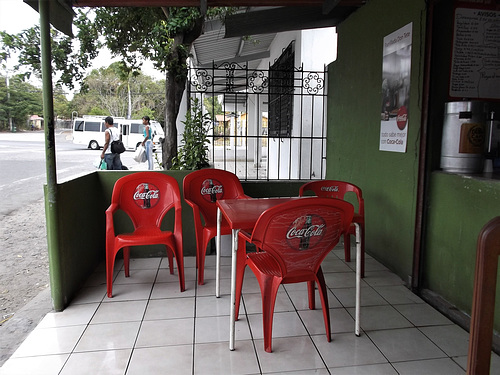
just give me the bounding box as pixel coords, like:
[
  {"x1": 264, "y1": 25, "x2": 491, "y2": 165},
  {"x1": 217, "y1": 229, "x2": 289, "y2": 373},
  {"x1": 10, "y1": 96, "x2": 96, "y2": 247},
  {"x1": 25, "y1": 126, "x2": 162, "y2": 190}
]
[
  {"x1": 133, "y1": 182, "x2": 160, "y2": 209},
  {"x1": 380, "y1": 22, "x2": 412, "y2": 153}
]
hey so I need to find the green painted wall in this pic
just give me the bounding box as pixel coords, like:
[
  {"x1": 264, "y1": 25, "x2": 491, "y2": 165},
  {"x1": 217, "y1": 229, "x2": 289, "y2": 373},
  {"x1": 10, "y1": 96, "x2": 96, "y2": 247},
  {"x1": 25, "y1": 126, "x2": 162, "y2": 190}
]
[
  {"x1": 425, "y1": 172, "x2": 500, "y2": 327},
  {"x1": 45, "y1": 173, "x2": 105, "y2": 308},
  {"x1": 327, "y1": 0, "x2": 427, "y2": 281}
]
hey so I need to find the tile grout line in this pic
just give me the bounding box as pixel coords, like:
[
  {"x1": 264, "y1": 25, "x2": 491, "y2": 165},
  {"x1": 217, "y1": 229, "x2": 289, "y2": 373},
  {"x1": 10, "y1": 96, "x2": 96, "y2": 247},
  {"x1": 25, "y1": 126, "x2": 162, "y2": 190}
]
[{"x1": 241, "y1": 293, "x2": 264, "y2": 375}]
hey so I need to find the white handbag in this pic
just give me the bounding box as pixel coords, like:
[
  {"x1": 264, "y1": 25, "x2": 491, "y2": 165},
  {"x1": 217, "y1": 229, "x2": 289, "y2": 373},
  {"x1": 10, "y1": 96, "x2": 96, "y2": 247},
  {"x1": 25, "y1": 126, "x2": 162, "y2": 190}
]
[{"x1": 133, "y1": 145, "x2": 146, "y2": 163}]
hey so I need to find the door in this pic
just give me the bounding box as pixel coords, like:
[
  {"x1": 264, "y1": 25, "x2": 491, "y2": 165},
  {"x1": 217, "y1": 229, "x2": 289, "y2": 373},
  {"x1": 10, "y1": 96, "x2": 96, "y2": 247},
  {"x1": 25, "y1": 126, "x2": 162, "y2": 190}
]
[{"x1": 121, "y1": 123, "x2": 131, "y2": 149}]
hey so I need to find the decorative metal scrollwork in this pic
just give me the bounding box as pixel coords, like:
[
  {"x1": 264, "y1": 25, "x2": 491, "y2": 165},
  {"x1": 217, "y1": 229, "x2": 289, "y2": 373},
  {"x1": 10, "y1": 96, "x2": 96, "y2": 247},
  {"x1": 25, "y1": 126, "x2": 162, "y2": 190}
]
[
  {"x1": 222, "y1": 62, "x2": 238, "y2": 93},
  {"x1": 248, "y1": 71, "x2": 269, "y2": 93},
  {"x1": 303, "y1": 72, "x2": 324, "y2": 95},
  {"x1": 214, "y1": 61, "x2": 246, "y2": 70},
  {"x1": 191, "y1": 69, "x2": 213, "y2": 92}
]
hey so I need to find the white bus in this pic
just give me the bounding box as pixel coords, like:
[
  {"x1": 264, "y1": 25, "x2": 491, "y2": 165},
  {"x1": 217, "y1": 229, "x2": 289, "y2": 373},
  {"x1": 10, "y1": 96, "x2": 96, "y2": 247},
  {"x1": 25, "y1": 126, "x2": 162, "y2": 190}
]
[{"x1": 72, "y1": 116, "x2": 164, "y2": 151}]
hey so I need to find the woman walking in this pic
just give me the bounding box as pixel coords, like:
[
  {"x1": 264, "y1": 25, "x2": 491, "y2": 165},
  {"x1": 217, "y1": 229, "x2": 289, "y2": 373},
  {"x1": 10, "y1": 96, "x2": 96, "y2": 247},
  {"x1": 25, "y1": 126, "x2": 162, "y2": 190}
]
[{"x1": 141, "y1": 116, "x2": 154, "y2": 170}]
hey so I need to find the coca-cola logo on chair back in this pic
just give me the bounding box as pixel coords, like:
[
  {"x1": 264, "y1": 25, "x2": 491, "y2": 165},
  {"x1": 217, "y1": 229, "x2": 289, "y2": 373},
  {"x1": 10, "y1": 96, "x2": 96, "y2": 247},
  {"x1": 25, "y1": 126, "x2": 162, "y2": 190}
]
[
  {"x1": 200, "y1": 178, "x2": 224, "y2": 203},
  {"x1": 286, "y1": 214, "x2": 326, "y2": 251},
  {"x1": 133, "y1": 182, "x2": 160, "y2": 209}
]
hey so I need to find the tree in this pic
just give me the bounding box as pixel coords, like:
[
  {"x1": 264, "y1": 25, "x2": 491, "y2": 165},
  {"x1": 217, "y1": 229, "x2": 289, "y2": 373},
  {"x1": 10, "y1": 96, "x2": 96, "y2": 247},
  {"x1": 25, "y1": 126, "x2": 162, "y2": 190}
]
[
  {"x1": 71, "y1": 63, "x2": 165, "y2": 120},
  {"x1": 0, "y1": 10, "x2": 98, "y2": 127},
  {"x1": 0, "y1": 74, "x2": 43, "y2": 130},
  {"x1": 0, "y1": 11, "x2": 100, "y2": 91},
  {"x1": 78, "y1": 65, "x2": 129, "y2": 117},
  {"x1": 53, "y1": 84, "x2": 72, "y2": 119}
]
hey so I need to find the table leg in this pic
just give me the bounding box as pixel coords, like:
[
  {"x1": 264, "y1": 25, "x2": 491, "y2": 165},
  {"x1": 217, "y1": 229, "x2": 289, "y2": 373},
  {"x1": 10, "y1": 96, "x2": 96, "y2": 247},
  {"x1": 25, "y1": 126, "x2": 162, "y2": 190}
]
[
  {"x1": 355, "y1": 223, "x2": 361, "y2": 336},
  {"x1": 229, "y1": 228, "x2": 240, "y2": 351},
  {"x1": 216, "y1": 208, "x2": 222, "y2": 298}
]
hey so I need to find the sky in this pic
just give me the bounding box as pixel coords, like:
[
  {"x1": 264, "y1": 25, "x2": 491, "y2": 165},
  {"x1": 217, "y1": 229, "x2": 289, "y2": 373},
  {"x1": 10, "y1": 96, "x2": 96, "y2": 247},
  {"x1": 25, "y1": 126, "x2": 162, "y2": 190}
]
[
  {"x1": 0, "y1": 0, "x2": 163, "y2": 97},
  {"x1": 0, "y1": 0, "x2": 39, "y2": 36}
]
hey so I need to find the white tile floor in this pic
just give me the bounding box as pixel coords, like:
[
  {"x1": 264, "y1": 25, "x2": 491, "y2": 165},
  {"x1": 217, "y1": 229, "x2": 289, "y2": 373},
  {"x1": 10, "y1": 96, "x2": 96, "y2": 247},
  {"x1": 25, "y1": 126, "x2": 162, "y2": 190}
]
[{"x1": 1, "y1": 248, "x2": 499, "y2": 375}]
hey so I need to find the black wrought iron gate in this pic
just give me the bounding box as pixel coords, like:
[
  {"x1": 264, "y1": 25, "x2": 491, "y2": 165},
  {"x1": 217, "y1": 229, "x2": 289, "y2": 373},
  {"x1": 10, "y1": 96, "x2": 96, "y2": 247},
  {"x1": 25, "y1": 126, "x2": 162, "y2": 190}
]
[{"x1": 187, "y1": 61, "x2": 327, "y2": 181}]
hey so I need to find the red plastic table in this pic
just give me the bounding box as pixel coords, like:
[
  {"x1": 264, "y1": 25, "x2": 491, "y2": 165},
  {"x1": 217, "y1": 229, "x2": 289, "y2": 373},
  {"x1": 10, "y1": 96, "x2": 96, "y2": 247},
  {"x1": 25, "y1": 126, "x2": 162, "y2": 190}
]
[{"x1": 216, "y1": 197, "x2": 361, "y2": 350}]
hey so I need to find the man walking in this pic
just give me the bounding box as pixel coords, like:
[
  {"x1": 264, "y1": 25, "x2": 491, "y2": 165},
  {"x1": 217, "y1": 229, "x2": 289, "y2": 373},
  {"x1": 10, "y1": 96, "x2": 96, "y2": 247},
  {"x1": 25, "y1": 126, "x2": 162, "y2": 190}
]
[{"x1": 100, "y1": 116, "x2": 123, "y2": 170}]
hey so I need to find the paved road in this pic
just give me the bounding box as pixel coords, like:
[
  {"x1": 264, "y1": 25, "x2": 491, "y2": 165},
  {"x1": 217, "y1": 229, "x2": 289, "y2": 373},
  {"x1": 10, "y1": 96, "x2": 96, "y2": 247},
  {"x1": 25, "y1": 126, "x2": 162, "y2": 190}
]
[{"x1": 0, "y1": 130, "x2": 152, "y2": 219}]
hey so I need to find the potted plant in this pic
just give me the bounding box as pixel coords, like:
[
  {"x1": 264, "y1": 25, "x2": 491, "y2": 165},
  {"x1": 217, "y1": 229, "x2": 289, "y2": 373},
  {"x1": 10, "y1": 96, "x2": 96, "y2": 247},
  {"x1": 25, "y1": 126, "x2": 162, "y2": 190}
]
[{"x1": 171, "y1": 97, "x2": 212, "y2": 170}]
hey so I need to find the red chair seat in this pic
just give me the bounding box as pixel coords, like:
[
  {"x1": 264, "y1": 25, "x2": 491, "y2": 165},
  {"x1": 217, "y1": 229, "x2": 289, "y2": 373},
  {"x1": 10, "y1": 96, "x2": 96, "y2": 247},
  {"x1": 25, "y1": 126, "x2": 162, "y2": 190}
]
[
  {"x1": 247, "y1": 252, "x2": 282, "y2": 277},
  {"x1": 117, "y1": 229, "x2": 172, "y2": 242}
]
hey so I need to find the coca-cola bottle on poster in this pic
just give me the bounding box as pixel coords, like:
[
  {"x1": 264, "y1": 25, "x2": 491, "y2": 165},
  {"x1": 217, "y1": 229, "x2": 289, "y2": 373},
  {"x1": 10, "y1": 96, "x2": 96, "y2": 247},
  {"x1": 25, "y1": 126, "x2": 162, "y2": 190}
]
[
  {"x1": 144, "y1": 183, "x2": 151, "y2": 208},
  {"x1": 209, "y1": 179, "x2": 216, "y2": 202},
  {"x1": 299, "y1": 215, "x2": 312, "y2": 250}
]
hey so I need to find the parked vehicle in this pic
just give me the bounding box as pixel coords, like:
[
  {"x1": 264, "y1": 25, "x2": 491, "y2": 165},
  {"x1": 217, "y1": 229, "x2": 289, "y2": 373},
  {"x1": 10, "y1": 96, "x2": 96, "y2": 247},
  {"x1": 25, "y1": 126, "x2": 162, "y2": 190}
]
[{"x1": 72, "y1": 116, "x2": 164, "y2": 151}]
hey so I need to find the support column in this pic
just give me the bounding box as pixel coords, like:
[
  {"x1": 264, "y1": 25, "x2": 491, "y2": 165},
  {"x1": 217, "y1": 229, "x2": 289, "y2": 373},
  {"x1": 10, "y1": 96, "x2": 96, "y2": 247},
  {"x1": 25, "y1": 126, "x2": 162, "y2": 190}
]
[{"x1": 40, "y1": 0, "x2": 63, "y2": 311}]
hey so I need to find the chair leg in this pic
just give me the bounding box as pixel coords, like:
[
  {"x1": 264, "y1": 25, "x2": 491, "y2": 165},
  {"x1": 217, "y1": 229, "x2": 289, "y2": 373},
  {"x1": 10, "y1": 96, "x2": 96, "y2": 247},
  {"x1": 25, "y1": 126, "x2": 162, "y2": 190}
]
[
  {"x1": 123, "y1": 246, "x2": 130, "y2": 277},
  {"x1": 307, "y1": 281, "x2": 316, "y2": 310},
  {"x1": 165, "y1": 244, "x2": 185, "y2": 292},
  {"x1": 175, "y1": 250, "x2": 185, "y2": 292},
  {"x1": 258, "y1": 275, "x2": 282, "y2": 353},
  {"x1": 316, "y1": 267, "x2": 331, "y2": 342},
  {"x1": 344, "y1": 232, "x2": 351, "y2": 263},
  {"x1": 166, "y1": 248, "x2": 174, "y2": 275},
  {"x1": 197, "y1": 236, "x2": 209, "y2": 285},
  {"x1": 106, "y1": 248, "x2": 116, "y2": 298}
]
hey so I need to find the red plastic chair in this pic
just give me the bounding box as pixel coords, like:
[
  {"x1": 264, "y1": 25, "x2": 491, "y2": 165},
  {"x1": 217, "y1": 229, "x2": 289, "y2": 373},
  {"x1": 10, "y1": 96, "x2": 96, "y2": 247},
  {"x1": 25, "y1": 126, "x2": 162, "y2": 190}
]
[
  {"x1": 299, "y1": 180, "x2": 365, "y2": 277},
  {"x1": 235, "y1": 197, "x2": 354, "y2": 353},
  {"x1": 467, "y1": 217, "x2": 500, "y2": 375},
  {"x1": 183, "y1": 169, "x2": 249, "y2": 285},
  {"x1": 106, "y1": 172, "x2": 185, "y2": 298}
]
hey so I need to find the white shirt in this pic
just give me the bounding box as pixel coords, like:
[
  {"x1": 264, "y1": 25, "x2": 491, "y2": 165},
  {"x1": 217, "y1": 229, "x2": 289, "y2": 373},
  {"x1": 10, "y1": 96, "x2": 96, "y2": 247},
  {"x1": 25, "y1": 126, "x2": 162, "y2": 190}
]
[{"x1": 104, "y1": 126, "x2": 119, "y2": 154}]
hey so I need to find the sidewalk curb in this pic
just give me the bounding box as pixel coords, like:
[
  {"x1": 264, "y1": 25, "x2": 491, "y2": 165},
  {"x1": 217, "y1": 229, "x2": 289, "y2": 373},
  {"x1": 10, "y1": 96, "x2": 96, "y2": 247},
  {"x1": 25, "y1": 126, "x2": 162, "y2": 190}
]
[{"x1": 0, "y1": 288, "x2": 52, "y2": 367}]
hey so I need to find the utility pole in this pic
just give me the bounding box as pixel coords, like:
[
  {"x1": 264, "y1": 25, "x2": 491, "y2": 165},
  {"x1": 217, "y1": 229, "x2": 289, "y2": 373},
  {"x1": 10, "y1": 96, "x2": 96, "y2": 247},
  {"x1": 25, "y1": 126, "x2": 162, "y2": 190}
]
[
  {"x1": 6, "y1": 73, "x2": 13, "y2": 132},
  {"x1": 127, "y1": 80, "x2": 132, "y2": 119}
]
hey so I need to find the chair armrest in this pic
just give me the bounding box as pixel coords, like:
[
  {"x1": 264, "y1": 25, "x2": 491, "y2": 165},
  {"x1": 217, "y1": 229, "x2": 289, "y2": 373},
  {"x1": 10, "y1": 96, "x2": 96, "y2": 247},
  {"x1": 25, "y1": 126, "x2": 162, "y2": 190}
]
[
  {"x1": 173, "y1": 206, "x2": 183, "y2": 251},
  {"x1": 105, "y1": 203, "x2": 119, "y2": 240},
  {"x1": 238, "y1": 229, "x2": 252, "y2": 242},
  {"x1": 183, "y1": 199, "x2": 204, "y2": 235},
  {"x1": 238, "y1": 230, "x2": 264, "y2": 254},
  {"x1": 357, "y1": 196, "x2": 365, "y2": 216},
  {"x1": 106, "y1": 203, "x2": 119, "y2": 215}
]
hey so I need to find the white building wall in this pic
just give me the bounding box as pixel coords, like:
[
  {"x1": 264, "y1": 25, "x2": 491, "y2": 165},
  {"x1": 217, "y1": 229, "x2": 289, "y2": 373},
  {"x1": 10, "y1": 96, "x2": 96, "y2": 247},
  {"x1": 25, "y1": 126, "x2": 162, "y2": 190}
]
[{"x1": 262, "y1": 27, "x2": 337, "y2": 179}]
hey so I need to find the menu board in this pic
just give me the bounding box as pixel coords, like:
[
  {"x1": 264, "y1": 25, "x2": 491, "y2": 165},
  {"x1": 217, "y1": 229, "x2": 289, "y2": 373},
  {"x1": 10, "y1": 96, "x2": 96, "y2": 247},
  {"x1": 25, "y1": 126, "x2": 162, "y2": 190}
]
[{"x1": 449, "y1": 7, "x2": 500, "y2": 100}]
